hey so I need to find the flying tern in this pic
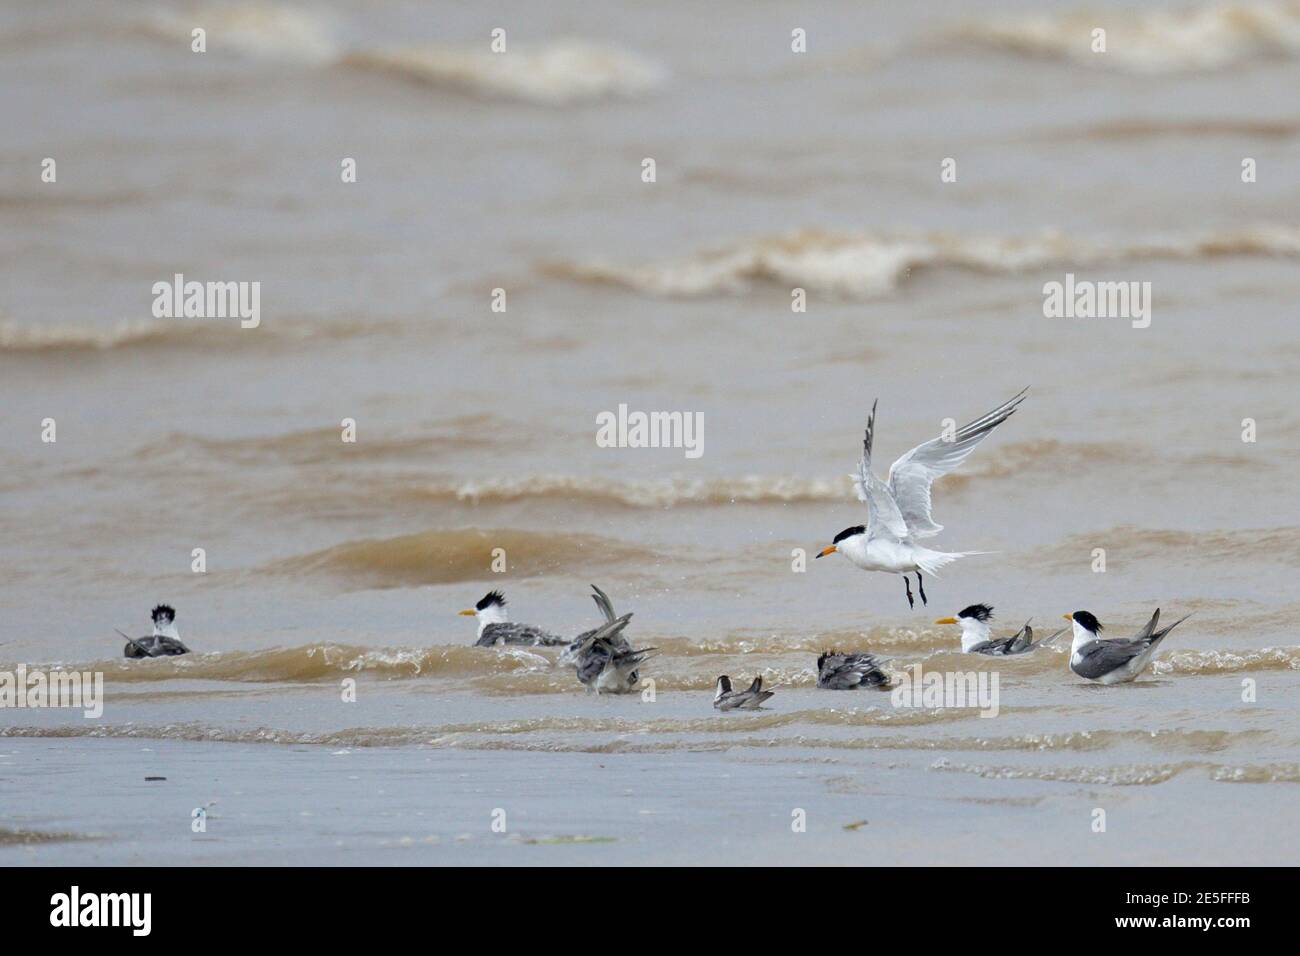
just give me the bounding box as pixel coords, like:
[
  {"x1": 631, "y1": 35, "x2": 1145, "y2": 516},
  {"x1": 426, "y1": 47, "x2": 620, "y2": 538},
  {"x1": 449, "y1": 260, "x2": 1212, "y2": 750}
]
[{"x1": 816, "y1": 388, "x2": 1028, "y2": 608}]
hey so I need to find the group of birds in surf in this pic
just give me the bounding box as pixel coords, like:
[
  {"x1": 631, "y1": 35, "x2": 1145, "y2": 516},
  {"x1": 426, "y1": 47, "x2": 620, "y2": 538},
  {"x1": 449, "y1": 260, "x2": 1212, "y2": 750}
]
[{"x1": 119, "y1": 388, "x2": 1189, "y2": 703}]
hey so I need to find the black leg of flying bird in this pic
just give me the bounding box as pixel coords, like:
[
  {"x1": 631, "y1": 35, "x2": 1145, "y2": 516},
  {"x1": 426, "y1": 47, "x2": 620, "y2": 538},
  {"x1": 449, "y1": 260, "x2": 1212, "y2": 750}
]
[
  {"x1": 916, "y1": 571, "x2": 927, "y2": 605},
  {"x1": 903, "y1": 575, "x2": 915, "y2": 609}
]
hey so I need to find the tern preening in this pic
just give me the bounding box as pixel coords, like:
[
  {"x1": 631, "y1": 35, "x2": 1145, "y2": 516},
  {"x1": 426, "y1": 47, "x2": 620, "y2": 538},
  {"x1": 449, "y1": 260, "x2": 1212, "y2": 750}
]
[
  {"x1": 1065, "y1": 609, "x2": 1189, "y2": 684},
  {"x1": 558, "y1": 585, "x2": 623, "y2": 666},
  {"x1": 571, "y1": 617, "x2": 656, "y2": 694},
  {"x1": 935, "y1": 603, "x2": 1065, "y2": 656},
  {"x1": 118, "y1": 604, "x2": 191, "y2": 659},
  {"x1": 713, "y1": 675, "x2": 775, "y2": 711},
  {"x1": 556, "y1": 585, "x2": 656, "y2": 693},
  {"x1": 459, "y1": 590, "x2": 568, "y2": 647},
  {"x1": 816, "y1": 388, "x2": 1028, "y2": 608},
  {"x1": 816, "y1": 651, "x2": 891, "y2": 690}
]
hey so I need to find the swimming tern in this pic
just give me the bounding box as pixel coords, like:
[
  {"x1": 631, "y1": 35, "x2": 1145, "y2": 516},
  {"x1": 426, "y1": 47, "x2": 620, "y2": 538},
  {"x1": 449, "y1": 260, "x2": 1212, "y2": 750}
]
[
  {"x1": 118, "y1": 604, "x2": 191, "y2": 659},
  {"x1": 459, "y1": 590, "x2": 568, "y2": 646},
  {"x1": 935, "y1": 603, "x2": 1065, "y2": 655},
  {"x1": 713, "y1": 675, "x2": 775, "y2": 710},
  {"x1": 816, "y1": 650, "x2": 891, "y2": 690},
  {"x1": 1064, "y1": 608, "x2": 1189, "y2": 684}
]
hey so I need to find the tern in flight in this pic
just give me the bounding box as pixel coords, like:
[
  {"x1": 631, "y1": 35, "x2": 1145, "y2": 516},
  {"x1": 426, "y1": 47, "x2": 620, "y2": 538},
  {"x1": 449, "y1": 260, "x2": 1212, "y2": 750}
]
[{"x1": 816, "y1": 388, "x2": 1028, "y2": 608}]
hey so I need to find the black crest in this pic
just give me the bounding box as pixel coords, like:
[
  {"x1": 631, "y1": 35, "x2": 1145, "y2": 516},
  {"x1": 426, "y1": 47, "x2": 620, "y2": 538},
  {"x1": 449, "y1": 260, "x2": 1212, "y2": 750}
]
[
  {"x1": 1072, "y1": 611, "x2": 1103, "y2": 633},
  {"x1": 151, "y1": 604, "x2": 176, "y2": 624},
  {"x1": 817, "y1": 650, "x2": 839, "y2": 671},
  {"x1": 716, "y1": 675, "x2": 732, "y2": 693},
  {"x1": 832, "y1": 525, "x2": 866, "y2": 545},
  {"x1": 958, "y1": 603, "x2": 993, "y2": 623},
  {"x1": 476, "y1": 590, "x2": 506, "y2": 611}
]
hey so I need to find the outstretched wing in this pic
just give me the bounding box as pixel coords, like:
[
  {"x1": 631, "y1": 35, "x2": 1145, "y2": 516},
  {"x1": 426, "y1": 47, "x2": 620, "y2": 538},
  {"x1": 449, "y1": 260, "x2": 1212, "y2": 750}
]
[
  {"x1": 853, "y1": 401, "x2": 910, "y2": 542},
  {"x1": 886, "y1": 388, "x2": 1028, "y2": 538}
]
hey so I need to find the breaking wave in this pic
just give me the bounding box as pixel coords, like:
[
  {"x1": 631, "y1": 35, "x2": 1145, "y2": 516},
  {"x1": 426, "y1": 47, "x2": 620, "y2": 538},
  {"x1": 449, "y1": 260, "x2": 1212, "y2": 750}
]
[
  {"x1": 544, "y1": 225, "x2": 1300, "y2": 299},
  {"x1": 1154, "y1": 646, "x2": 1300, "y2": 675},
  {"x1": 146, "y1": 3, "x2": 341, "y2": 64},
  {"x1": 929, "y1": 758, "x2": 1199, "y2": 785},
  {"x1": 342, "y1": 40, "x2": 665, "y2": 105},
  {"x1": 11, "y1": 638, "x2": 1293, "y2": 694},
  {"x1": 257, "y1": 438, "x2": 1132, "y2": 512},
  {"x1": 956, "y1": 1, "x2": 1300, "y2": 74},
  {"x1": 933, "y1": 757, "x2": 1300, "y2": 785},
  {"x1": 30, "y1": 643, "x2": 556, "y2": 684},
  {"x1": 141, "y1": 3, "x2": 664, "y2": 104},
  {"x1": 0, "y1": 316, "x2": 390, "y2": 354},
  {"x1": 393, "y1": 474, "x2": 848, "y2": 508}
]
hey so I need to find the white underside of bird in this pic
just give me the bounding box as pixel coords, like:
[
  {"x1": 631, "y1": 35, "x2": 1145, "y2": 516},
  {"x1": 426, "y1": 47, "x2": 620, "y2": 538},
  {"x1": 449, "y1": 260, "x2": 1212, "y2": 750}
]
[{"x1": 835, "y1": 533, "x2": 973, "y2": 576}]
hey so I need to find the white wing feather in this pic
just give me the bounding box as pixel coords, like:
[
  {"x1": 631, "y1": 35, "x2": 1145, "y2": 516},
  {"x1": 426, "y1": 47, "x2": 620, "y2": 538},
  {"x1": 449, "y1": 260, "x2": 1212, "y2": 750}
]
[
  {"x1": 853, "y1": 401, "x2": 910, "y2": 542},
  {"x1": 886, "y1": 388, "x2": 1028, "y2": 538}
]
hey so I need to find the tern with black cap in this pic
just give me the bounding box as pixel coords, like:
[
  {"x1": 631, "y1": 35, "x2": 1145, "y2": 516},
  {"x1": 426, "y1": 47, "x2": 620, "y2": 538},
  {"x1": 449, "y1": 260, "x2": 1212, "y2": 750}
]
[
  {"x1": 815, "y1": 389, "x2": 1028, "y2": 608},
  {"x1": 119, "y1": 604, "x2": 191, "y2": 659},
  {"x1": 458, "y1": 590, "x2": 568, "y2": 646},
  {"x1": 1064, "y1": 608, "x2": 1189, "y2": 684},
  {"x1": 935, "y1": 603, "x2": 1065, "y2": 655}
]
